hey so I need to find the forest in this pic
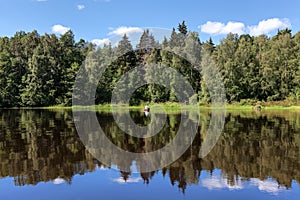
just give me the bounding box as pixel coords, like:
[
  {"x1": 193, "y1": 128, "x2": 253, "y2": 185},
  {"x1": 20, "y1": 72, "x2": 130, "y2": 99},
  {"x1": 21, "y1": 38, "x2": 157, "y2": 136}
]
[{"x1": 0, "y1": 21, "x2": 300, "y2": 107}]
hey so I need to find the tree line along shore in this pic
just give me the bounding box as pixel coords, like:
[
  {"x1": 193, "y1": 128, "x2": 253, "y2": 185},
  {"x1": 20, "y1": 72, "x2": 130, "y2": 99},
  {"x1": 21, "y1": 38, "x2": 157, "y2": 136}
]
[{"x1": 0, "y1": 21, "x2": 300, "y2": 108}]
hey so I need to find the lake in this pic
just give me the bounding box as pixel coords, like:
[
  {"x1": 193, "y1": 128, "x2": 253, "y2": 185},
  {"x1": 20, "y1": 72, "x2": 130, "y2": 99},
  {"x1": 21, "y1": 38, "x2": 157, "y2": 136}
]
[{"x1": 0, "y1": 109, "x2": 300, "y2": 200}]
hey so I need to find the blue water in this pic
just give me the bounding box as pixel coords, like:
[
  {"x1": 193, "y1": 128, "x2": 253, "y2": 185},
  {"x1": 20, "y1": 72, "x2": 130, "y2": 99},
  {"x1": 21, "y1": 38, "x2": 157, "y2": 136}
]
[
  {"x1": 1, "y1": 109, "x2": 300, "y2": 200},
  {"x1": 1, "y1": 168, "x2": 299, "y2": 200}
]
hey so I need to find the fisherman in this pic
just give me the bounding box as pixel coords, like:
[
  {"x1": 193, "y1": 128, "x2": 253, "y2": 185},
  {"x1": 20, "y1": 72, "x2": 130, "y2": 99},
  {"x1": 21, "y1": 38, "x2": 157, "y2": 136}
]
[
  {"x1": 144, "y1": 104, "x2": 150, "y2": 117},
  {"x1": 145, "y1": 104, "x2": 150, "y2": 112}
]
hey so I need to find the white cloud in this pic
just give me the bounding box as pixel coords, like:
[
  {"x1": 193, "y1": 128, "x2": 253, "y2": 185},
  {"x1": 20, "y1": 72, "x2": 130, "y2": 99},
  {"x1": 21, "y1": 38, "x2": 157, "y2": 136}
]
[
  {"x1": 199, "y1": 18, "x2": 291, "y2": 36},
  {"x1": 91, "y1": 38, "x2": 110, "y2": 46},
  {"x1": 52, "y1": 24, "x2": 70, "y2": 35},
  {"x1": 36, "y1": 0, "x2": 48, "y2": 2},
  {"x1": 113, "y1": 177, "x2": 142, "y2": 184},
  {"x1": 202, "y1": 176, "x2": 284, "y2": 195},
  {"x1": 199, "y1": 21, "x2": 224, "y2": 35},
  {"x1": 202, "y1": 176, "x2": 243, "y2": 190},
  {"x1": 200, "y1": 21, "x2": 245, "y2": 35},
  {"x1": 77, "y1": 4, "x2": 85, "y2": 10},
  {"x1": 52, "y1": 178, "x2": 65, "y2": 185},
  {"x1": 250, "y1": 179, "x2": 283, "y2": 194},
  {"x1": 248, "y1": 18, "x2": 291, "y2": 36},
  {"x1": 108, "y1": 26, "x2": 143, "y2": 36},
  {"x1": 222, "y1": 22, "x2": 245, "y2": 35},
  {"x1": 95, "y1": 165, "x2": 109, "y2": 170}
]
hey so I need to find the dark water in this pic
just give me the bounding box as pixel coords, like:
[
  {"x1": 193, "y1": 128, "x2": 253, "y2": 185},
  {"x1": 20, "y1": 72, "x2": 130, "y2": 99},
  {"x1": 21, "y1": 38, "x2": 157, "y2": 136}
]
[{"x1": 0, "y1": 109, "x2": 300, "y2": 200}]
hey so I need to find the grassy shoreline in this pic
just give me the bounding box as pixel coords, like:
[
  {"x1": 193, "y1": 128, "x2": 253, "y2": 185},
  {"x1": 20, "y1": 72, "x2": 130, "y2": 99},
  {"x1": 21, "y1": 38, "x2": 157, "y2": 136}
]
[{"x1": 3, "y1": 102, "x2": 299, "y2": 112}]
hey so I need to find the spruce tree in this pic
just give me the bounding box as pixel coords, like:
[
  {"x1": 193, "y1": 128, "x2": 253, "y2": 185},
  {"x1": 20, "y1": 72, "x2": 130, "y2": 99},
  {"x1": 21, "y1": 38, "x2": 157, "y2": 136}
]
[{"x1": 178, "y1": 20, "x2": 188, "y2": 35}]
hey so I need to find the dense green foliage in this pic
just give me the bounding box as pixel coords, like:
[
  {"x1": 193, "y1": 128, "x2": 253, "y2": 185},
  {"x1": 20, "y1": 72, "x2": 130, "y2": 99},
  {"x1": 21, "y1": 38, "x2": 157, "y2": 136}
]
[
  {"x1": 1, "y1": 22, "x2": 300, "y2": 107},
  {"x1": 0, "y1": 30, "x2": 90, "y2": 107}
]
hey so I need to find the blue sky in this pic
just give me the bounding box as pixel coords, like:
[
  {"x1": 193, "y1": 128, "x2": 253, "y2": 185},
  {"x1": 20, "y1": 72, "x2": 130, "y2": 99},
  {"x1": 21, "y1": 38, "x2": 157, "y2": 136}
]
[{"x1": 1, "y1": 0, "x2": 300, "y2": 45}]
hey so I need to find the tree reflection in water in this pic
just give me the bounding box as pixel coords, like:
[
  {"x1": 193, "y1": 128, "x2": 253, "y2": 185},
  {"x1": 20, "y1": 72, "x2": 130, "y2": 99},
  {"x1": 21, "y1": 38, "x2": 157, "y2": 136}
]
[{"x1": 0, "y1": 109, "x2": 299, "y2": 193}]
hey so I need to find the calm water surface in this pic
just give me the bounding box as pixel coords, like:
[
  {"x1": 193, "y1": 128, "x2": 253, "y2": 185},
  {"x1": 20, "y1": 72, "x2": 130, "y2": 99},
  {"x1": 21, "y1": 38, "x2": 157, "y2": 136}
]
[{"x1": 0, "y1": 109, "x2": 300, "y2": 200}]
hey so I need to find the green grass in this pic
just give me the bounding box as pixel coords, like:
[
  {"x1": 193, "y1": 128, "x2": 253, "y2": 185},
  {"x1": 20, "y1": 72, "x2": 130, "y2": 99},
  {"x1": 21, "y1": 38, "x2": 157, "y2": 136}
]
[
  {"x1": 2, "y1": 102, "x2": 300, "y2": 112},
  {"x1": 74, "y1": 103, "x2": 300, "y2": 113},
  {"x1": 263, "y1": 105, "x2": 300, "y2": 110}
]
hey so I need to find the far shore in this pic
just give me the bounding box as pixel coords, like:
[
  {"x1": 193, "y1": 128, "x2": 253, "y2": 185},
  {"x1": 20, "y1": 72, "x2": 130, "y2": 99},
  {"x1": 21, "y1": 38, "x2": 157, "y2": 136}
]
[{"x1": 2, "y1": 102, "x2": 299, "y2": 112}]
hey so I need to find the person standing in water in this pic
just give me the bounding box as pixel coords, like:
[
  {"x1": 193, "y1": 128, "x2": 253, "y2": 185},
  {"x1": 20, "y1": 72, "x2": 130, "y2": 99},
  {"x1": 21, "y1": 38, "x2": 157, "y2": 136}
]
[
  {"x1": 145, "y1": 104, "x2": 150, "y2": 112},
  {"x1": 144, "y1": 104, "x2": 150, "y2": 117}
]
